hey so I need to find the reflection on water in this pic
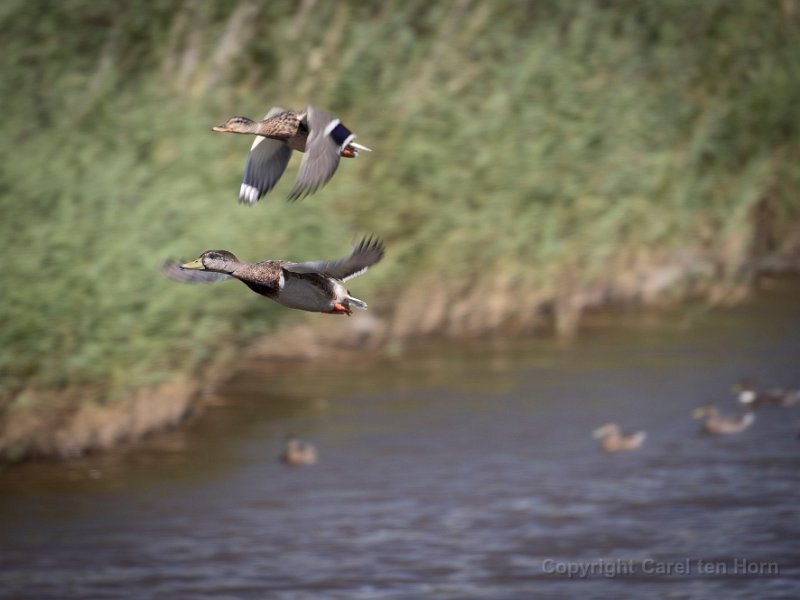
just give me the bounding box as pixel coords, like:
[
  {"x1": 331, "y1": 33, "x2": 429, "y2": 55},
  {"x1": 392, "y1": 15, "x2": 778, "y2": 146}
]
[{"x1": 2, "y1": 284, "x2": 800, "y2": 599}]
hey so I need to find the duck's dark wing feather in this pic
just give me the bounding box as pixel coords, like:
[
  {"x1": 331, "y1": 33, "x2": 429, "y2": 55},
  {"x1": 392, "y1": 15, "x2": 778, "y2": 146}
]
[
  {"x1": 240, "y1": 140, "x2": 292, "y2": 204},
  {"x1": 161, "y1": 261, "x2": 232, "y2": 283},
  {"x1": 288, "y1": 106, "x2": 346, "y2": 201},
  {"x1": 283, "y1": 236, "x2": 385, "y2": 281},
  {"x1": 239, "y1": 107, "x2": 293, "y2": 205}
]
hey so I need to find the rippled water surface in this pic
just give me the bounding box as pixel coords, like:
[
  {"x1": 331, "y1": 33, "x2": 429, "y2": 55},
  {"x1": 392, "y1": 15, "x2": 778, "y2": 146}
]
[{"x1": 2, "y1": 284, "x2": 800, "y2": 599}]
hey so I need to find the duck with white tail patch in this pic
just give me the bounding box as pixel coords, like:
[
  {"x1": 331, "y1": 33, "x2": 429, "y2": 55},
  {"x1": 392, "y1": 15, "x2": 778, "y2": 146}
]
[
  {"x1": 162, "y1": 236, "x2": 385, "y2": 316},
  {"x1": 732, "y1": 379, "x2": 800, "y2": 409},
  {"x1": 212, "y1": 105, "x2": 371, "y2": 203}
]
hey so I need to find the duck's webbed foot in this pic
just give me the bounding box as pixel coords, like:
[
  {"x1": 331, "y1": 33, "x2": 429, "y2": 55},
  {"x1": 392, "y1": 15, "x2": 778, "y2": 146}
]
[{"x1": 330, "y1": 302, "x2": 352, "y2": 316}]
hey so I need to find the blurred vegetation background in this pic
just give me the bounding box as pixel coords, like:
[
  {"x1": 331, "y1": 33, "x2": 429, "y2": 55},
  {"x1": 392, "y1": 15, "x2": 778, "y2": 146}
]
[{"x1": 2, "y1": 0, "x2": 800, "y2": 458}]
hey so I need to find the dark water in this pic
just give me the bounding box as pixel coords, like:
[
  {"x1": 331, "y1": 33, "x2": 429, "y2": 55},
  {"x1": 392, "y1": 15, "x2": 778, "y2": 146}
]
[{"x1": 2, "y1": 283, "x2": 800, "y2": 599}]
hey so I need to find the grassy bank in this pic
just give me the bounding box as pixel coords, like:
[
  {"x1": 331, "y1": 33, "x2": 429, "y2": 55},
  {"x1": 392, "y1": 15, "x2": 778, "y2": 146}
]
[{"x1": 2, "y1": 0, "x2": 800, "y2": 459}]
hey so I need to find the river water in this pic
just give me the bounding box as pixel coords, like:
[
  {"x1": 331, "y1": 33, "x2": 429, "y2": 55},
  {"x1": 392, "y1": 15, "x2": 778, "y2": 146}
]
[{"x1": 2, "y1": 282, "x2": 800, "y2": 599}]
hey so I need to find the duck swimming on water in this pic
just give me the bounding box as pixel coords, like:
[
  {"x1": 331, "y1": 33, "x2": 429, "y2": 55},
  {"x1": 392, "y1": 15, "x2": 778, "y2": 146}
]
[
  {"x1": 592, "y1": 423, "x2": 647, "y2": 452},
  {"x1": 280, "y1": 435, "x2": 317, "y2": 466},
  {"x1": 691, "y1": 405, "x2": 755, "y2": 435},
  {"x1": 212, "y1": 106, "x2": 371, "y2": 203},
  {"x1": 732, "y1": 380, "x2": 800, "y2": 409}
]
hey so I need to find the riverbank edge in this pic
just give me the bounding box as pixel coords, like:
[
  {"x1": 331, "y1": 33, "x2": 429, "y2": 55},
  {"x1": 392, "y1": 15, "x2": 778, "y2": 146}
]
[{"x1": 2, "y1": 246, "x2": 798, "y2": 463}]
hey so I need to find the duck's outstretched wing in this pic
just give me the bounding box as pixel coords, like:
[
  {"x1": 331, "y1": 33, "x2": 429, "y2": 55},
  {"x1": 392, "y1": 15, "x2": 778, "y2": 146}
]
[
  {"x1": 239, "y1": 108, "x2": 294, "y2": 205},
  {"x1": 283, "y1": 236, "x2": 385, "y2": 281},
  {"x1": 161, "y1": 260, "x2": 232, "y2": 283},
  {"x1": 288, "y1": 106, "x2": 353, "y2": 201},
  {"x1": 240, "y1": 140, "x2": 292, "y2": 204}
]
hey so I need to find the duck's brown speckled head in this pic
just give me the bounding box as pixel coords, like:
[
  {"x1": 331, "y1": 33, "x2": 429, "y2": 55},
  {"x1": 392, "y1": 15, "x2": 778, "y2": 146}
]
[{"x1": 211, "y1": 116, "x2": 257, "y2": 133}]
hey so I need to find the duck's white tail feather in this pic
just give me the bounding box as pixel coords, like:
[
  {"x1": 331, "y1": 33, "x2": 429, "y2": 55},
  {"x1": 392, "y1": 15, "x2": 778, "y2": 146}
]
[{"x1": 348, "y1": 295, "x2": 368, "y2": 310}]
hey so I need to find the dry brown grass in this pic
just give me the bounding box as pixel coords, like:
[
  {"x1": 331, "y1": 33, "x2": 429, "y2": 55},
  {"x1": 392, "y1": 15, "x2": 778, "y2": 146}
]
[{"x1": 0, "y1": 377, "x2": 198, "y2": 461}]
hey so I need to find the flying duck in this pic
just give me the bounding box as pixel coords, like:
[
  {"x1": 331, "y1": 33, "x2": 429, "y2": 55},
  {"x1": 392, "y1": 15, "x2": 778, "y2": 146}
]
[
  {"x1": 212, "y1": 105, "x2": 371, "y2": 203},
  {"x1": 163, "y1": 236, "x2": 385, "y2": 315}
]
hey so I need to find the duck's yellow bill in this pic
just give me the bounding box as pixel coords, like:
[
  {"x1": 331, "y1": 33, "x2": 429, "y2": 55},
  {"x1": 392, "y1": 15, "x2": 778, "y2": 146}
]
[
  {"x1": 690, "y1": 407, "x2": 705, "y2": 419},
  {"x1": 181, "y1": 259, "x2": 204, "y2": 270}
]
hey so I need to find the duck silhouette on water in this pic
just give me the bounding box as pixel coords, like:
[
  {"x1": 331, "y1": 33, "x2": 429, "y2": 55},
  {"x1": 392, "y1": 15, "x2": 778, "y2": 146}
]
[
  {"x1": 592, "y1": 423, "x2": 647, "y2": 453},
  {"x1": 733, "y1": 379, "x2": 800, "y2": 409},
  {"x1": 692, "y1": 405, "x2": 755, "y2": 435},
  {"x1": 280, "y1": 435, "x2": 318, "y2": 467}
]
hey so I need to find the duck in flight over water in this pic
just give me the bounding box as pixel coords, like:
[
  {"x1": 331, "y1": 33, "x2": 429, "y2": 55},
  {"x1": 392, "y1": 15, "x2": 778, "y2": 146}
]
[{"x1": 162, "y1": 236, "x2": 385, "y2": 316}]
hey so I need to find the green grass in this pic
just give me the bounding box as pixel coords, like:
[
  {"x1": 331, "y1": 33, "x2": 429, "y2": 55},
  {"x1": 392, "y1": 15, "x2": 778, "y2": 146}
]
[{"x1": 2, "y1": 0, "x2": 800, "y2": 410}]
